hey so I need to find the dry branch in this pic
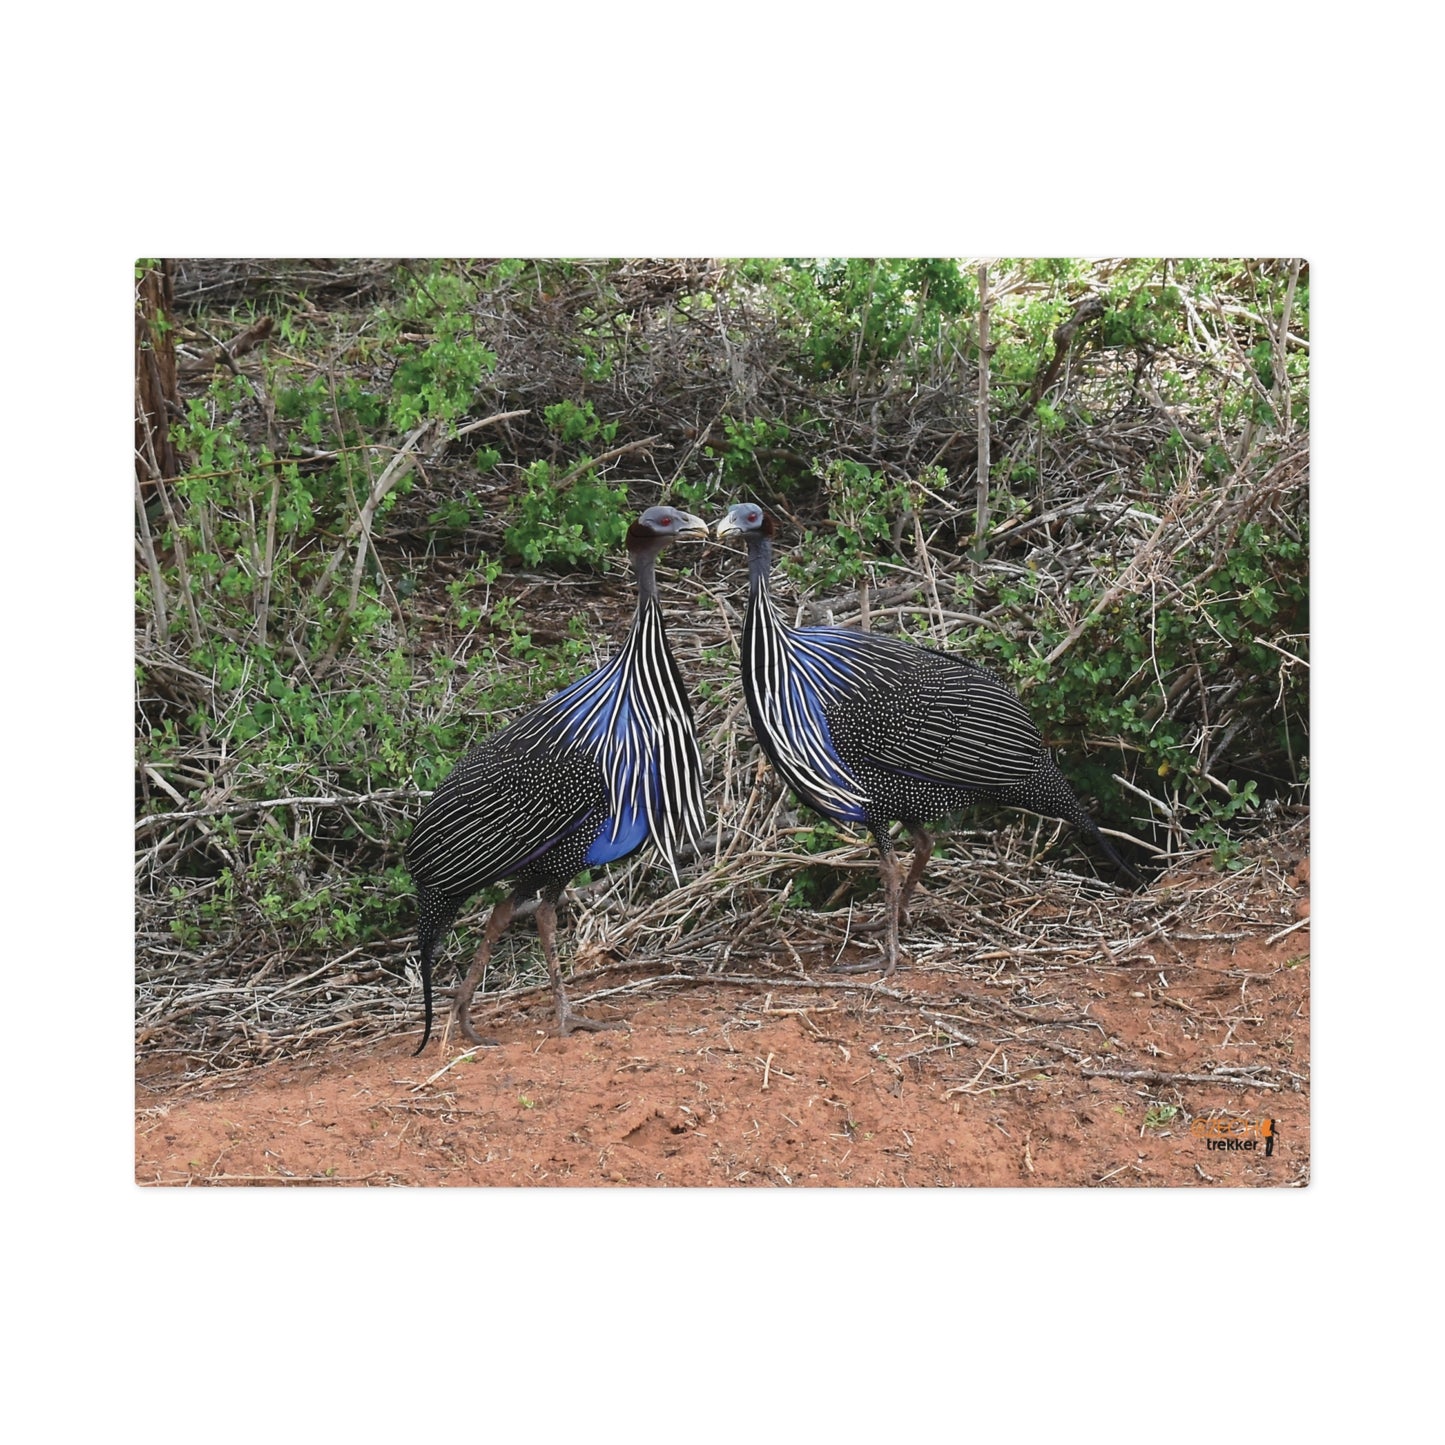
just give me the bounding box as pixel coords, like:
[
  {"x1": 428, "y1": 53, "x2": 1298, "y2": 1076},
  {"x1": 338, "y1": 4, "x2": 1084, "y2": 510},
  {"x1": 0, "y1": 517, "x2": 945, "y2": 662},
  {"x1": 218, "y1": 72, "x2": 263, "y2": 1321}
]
[{"x1": 136, "y1": 259, "x2": 1308, "y2": 1087}]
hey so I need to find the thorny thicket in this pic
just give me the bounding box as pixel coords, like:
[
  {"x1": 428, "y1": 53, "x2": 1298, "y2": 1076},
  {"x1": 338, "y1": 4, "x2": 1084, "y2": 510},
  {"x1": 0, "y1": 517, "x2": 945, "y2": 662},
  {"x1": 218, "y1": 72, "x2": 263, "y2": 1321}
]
[{"x1": 135, "y1": 258, "x2": 1307, "y2": 1069}]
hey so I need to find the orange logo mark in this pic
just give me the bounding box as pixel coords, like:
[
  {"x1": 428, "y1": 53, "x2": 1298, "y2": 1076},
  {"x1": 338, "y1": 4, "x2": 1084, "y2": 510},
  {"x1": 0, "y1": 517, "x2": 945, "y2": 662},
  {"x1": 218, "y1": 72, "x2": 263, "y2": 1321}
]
[{"x1": 1191, "y1": 1116, "x2": 1278, "y2": 1155}]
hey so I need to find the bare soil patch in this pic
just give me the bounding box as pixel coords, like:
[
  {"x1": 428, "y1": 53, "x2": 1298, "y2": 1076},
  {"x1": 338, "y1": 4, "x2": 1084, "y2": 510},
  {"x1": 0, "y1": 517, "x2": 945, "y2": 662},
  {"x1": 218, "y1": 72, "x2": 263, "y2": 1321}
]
[{"x1": 136, "y1": 845, "x2": 1308, "y2": 1188}]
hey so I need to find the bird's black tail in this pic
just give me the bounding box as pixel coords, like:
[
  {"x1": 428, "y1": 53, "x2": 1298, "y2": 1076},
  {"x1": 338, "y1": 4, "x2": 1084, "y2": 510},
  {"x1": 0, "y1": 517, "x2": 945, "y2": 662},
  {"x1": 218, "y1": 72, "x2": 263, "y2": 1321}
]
[
  {"x1": 413, "y1": 889, "x2": 461, "y2": 1055},
  {"x1": 1016, "y1": 754, "x2": 1143, "y2": 887}
]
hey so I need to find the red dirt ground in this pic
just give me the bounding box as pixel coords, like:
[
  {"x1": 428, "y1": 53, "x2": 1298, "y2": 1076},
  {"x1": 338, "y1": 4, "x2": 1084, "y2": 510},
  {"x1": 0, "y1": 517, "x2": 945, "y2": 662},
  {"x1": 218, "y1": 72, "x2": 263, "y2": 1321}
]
[{"x1": 135, "y1": 861, "x2": 1309, "y2": 1188}]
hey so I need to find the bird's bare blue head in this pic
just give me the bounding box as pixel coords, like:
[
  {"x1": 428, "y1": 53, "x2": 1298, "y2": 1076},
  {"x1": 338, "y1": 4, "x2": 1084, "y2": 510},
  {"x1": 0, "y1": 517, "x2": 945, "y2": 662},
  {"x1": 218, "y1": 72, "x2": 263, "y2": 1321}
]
[
  {"x1": 626, "y1": 506, "x2": 708, "y2": 596},
  {"x1": 627, "y1": 505, "x2": 709, "y2": 554},
  {"x1": 714, "y1": 502, "x2": 774, "y2": 541}
]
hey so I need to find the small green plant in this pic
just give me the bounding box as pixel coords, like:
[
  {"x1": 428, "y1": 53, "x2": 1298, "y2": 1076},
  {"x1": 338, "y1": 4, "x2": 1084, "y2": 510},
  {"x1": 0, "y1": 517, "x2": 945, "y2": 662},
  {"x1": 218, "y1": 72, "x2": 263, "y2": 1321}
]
[
  {"x1": 783, "y1": 459, "x2": 915, "y2": 591},
  {"x1": 703, "y1": 414, "x2": 793, "y2": 497},
  {"x1": 544, "y1": 398, "x2": 615, "y2": 447},
  {"x1": 387, "y1": 265, "x2": 497, "y2": 433},
  {"x1": 747, "y1": 258, "x2": 976, "y2": 379},
  {"x1": 504, "y1": 459, "x2": 631, "y2": 568}
]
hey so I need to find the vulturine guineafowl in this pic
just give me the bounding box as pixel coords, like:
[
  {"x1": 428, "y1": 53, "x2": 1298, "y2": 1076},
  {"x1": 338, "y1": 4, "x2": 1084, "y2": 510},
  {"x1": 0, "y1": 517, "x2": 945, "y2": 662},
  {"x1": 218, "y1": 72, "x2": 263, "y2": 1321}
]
[
  {"x1": 406, "y1": 506, "x2": 709, "y2": 1052},
  {"x1": 715, "y1": 501, "x2": 1139, "y2": 974}
]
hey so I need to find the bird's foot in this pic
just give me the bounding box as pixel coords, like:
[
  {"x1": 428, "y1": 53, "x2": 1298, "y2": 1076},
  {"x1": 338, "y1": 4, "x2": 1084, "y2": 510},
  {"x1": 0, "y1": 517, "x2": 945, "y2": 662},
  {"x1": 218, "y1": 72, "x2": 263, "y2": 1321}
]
[
  {"x1": 850, "y1": 912, "x2": 914, "y2": 936},
  {"x1": 832, "y1": 910, "x2": 907, "y2": 975},
  {"x1": 557, "y1": 1010, "x2": 627, "y2": 1036},
  {"x1": 451, "y1": 1008, "x2": 501, "y2": 1048},
  {"x1": 830, "y1": 952, "x2": 904, "y2": 978}
]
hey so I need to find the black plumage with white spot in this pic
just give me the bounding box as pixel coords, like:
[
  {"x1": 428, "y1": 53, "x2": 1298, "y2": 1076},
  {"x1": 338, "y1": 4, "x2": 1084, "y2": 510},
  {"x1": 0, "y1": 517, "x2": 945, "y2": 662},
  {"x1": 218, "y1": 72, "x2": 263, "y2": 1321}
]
[
  {"x1": 715, "y1": 501, "x2": 1138, "y2": 974},
  {"x1": 406, "y1": 507, "x2": 709, "y2": 1051}
]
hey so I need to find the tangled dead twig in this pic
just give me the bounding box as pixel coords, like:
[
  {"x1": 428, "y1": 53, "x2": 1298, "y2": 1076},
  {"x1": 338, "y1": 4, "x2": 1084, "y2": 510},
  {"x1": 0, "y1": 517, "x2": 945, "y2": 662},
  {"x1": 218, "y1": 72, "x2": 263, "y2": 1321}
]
[
  {"x1": 137, "y1": 778, "x2": 1308, "y2": 1084},
  {"x1": 137, "y1": 259, "x2": 1308, "y2": 1089}
]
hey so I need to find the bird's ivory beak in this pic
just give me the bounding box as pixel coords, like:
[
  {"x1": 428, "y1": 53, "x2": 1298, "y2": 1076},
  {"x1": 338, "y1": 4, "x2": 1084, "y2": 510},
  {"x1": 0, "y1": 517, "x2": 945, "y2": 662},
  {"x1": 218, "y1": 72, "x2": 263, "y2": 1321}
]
[
  {"x1": 675, "y1": 511, "x2": 709, "y2": 541},
  {"x1": 715, "y1": 514, "x2": 743, "y2": 539}
]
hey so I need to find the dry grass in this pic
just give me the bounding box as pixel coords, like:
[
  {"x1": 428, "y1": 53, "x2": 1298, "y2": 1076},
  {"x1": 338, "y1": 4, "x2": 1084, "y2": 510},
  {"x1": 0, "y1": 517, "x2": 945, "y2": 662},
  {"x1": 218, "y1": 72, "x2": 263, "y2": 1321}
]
[{"x1": 136, "y1": 259, "x2": 1308, "y2": 1081}]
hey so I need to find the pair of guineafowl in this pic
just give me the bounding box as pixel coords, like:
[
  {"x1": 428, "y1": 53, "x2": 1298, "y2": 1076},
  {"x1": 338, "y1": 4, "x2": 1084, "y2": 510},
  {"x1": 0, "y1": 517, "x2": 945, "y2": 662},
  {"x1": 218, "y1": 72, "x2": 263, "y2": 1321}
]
[{"x1": 405, "y1": 503, "x2": 1138, "y2": 1053}]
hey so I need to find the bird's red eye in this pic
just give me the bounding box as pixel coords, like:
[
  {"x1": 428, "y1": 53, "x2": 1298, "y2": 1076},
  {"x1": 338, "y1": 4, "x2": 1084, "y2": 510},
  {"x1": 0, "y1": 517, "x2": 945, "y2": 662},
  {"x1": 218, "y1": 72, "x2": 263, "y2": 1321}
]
[
  {"x1": 747, "y1": 511, "x2": 758, "y2": 522},
  {"x1": 660, "y1": 516, "x2": 672, "y2": 525}
]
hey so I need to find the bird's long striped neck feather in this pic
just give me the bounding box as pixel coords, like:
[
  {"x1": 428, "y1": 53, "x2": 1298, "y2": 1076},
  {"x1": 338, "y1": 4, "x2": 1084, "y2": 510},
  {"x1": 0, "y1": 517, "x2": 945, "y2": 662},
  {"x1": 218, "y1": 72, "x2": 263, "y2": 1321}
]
[
  {"x1": 742, "y1": 535, "x2": 877, "y2": 822},
  {"x1": 508, "y1": 555, "x2": 706, "y2": 879}
]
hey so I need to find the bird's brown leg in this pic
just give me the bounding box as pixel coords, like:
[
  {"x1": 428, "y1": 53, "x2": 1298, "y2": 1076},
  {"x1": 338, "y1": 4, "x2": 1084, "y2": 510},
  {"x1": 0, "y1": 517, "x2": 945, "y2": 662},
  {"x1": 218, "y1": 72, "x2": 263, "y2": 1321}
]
[
  {"x1": 897, "y1": 824, "x2": 935, "y2": 924},
  {"x1": 880, "y1": 847, "x2": 903, "y2": 977},
  {"x1": 835, "y1": 837, "x2": 907, "y2": 975},
  {"x1": 539, "y1": 899, "x2": 624, "y2": 1036},
  {"x1": 451, "y1": 897, "x2": 514, "y2": 1046}
]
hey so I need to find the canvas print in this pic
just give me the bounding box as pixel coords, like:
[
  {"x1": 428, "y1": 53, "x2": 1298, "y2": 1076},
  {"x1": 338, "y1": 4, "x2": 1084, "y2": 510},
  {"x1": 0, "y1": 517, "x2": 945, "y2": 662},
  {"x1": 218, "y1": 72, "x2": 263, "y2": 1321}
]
[{"x1": 135, "y1": 258, "x2": 1309, "y2": 1185}]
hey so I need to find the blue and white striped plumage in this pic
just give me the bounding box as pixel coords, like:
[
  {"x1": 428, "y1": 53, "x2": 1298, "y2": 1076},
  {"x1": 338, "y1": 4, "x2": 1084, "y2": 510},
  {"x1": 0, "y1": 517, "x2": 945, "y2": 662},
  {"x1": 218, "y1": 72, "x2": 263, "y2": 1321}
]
[
  {"x1": 406, "y1": 507, "x2": 708, "y2": 1050},
  {"x1": 409, "y1": 589, "x2": 705, "y2": 895},
  {"x1": 739, "y1": 550, "x2": 1047, "y2": 830},
  {"x1": 717, "y1": 500, "x2": 1136, "y2": 977}
]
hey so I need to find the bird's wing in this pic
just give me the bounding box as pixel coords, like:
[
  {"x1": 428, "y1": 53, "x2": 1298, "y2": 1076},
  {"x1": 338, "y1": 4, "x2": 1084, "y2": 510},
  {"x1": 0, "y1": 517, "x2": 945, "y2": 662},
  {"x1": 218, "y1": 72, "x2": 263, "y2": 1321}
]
[
  {"x1": 821, "y1": 633, "x2": 1044, "y2": 793},
  {"x1": 406, "y1": 736, "x2": 601, "y2": 897}
]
